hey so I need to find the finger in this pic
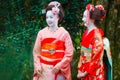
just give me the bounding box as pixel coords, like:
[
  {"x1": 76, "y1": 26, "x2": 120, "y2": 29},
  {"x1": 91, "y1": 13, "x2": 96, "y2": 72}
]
[
  {"x1": 37, "y1": 70, "x2": 42, "y2": 76},
  {"x1": 52, "y1": 68, "x2": 56, "y2": 73},
  {"x1": 38, "y1": 73, "x2": 42, "y2": 77},
  {"x1": 52, "y1": 68, "x2": 59, "y2": 73},
  {"x1": 77, "y1": 73, "x2": 83, "y2": 78}
]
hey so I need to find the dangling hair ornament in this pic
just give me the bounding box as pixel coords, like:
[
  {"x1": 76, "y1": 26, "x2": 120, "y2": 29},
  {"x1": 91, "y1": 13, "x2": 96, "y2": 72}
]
[
  {"x1": 86, "y1": 4, "x2": 94, "y2": 25},
  {"x1": 48, "y1": 1, "x2": 60, "y2": 15},
  {"x1": 95, "y1": 5, "x2": 106, "y2": 19}
]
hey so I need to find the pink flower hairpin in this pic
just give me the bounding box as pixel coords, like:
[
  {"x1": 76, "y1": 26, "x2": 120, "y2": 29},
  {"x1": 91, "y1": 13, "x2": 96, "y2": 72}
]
[
  {"x1": 48, "y1": 1, "x2": 60, "y2": 7},
  {"x1": 48, "y1": 1, "x2": 60, "y2": 15},
  {"x1": 52, "y1": 7, "x2": 60, "y2": 15}
]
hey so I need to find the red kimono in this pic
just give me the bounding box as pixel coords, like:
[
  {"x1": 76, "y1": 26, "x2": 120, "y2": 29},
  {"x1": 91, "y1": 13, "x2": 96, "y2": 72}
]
[{"x1": 78, "y1": 28, "x2": 105, "y2": 80}]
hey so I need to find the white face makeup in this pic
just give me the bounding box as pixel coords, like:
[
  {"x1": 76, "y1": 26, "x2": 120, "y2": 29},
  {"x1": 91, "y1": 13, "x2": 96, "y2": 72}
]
[
  {"x1": 82, "y1": 10, "x2": 89, "y2": 27},
  {"x1": 82, "y1": 10, "x2": 95, "y2": 31},
  {"x1": 46, "y1": 10, "x2": 58, "y2": 27}
]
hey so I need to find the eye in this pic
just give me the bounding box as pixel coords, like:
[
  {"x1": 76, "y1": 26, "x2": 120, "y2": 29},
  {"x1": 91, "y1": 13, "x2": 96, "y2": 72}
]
[
  {"x1": 46, "y1": 16, "x2": 48, "y2": 19},
  {"x1": 50, "y1": 16, "x2": 53, "y2": 18},
  {"x1": 84, "y1": 15, "x2": 87, "y2": 18}
]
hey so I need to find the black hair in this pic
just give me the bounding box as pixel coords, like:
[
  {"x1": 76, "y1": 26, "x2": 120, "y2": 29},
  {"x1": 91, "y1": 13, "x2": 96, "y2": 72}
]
[{"x1": 90, "y1": 8, "x2": 106, "y2": 27}]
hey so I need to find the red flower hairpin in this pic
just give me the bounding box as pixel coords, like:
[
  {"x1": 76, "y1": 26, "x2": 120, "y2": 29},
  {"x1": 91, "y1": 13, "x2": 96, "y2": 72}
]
[
  {"x1": 95, "y1": 5, "x2": 106, "y2": 19},
  {"x1": 86, "y1": 4, "x2": 94, "y2": 11},
  {"x1": 85, "y1": 4, "x2": 94, "y2": 25}
]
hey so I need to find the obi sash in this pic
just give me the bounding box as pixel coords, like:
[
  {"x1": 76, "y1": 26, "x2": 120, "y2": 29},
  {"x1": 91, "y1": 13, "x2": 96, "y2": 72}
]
[
  {"x1": 81, "y1": 46, "x2": 92, "y2": 63},
  {"x1": 40, "y1": 38, "x2": 65, "y2": 65}
]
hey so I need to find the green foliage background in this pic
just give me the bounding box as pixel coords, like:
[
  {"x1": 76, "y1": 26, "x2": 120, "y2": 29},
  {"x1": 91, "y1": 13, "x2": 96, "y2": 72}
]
[{"x1": 0, "y1": 0, "x2": 120, "y2": 80}]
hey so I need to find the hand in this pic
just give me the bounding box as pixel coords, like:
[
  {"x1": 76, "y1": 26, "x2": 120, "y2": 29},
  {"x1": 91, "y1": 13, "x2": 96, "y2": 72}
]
[
  {"x1": 77, "y1": 71, "x2": 83, "y2": 78},
  {"x1": 77, "y1": 71, "x2": 87, "y2": 79},
  {"x1": 34, "y1": 66, "x2": 43, "y2": 77},
  {"x1": 52, "y1": 66, "x2": 60, "y2": 74},
  {"x1": 36, "y1": 69, "x2": 42, "y2": 76}
]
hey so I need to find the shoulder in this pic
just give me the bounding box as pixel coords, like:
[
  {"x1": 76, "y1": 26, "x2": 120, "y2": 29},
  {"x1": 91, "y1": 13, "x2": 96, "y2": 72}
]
[
  {"x1": 37, "y1": 27, "x2": 48, "y2": 35},
  {"x1": 59, "y1": 27, "x2": 69, "y2": 34},
  {"x1": 83, "y1": 30, "x2": 88, "y2": 35},
  {"x1": 93, "y1": 28, "x2": 102, "y2": 36},
  {"x1": 38, "y1": 27, "x2": 48, "y2": 33},
  {"x1": 91, "y1": 28, "x2": 103, "y2": 42}
]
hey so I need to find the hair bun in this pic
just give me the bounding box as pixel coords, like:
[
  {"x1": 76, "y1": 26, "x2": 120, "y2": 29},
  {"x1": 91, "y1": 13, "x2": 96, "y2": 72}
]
[{"x1": 95, "y1": 5, "x2": 106, "y2": 19}]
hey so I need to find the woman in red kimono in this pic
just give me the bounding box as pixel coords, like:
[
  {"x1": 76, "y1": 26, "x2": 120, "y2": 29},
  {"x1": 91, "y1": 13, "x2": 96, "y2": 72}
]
[
  {"x1": 33, "y1": 1, "x2": 73, "y2": 80},
  {"x1": 77, "y1": 4, "x2": 106, "y2": 80}
]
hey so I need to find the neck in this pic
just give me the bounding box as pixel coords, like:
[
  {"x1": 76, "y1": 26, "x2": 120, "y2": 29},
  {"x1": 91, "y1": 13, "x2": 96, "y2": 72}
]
[
  {"x1": 49, "y1": 24, "x2": 58, "y2": 32},
  {"x1": 87, "y1": 23, "x2": 96, "y2": 33}
]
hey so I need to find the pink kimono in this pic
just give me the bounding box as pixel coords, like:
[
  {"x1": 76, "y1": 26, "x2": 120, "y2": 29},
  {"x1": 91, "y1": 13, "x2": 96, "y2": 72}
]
[{"x1": 33, "y1": 27, "x2": 73, "y2": 80}]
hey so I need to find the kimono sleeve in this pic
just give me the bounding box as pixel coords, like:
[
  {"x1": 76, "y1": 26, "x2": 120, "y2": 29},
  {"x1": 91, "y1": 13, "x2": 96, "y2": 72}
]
[
  {"x1": 55, "y1": 32, "x2": 74, "y2": 69},
  {"x1": 33, "y1": 31, "x2": 42, "y2": 72}
]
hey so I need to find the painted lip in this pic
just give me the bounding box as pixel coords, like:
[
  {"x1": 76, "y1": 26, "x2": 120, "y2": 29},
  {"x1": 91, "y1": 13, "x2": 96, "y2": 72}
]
[
  {"x1": 83, "y1": 21, "x2": 86, "y2": 24},
  {"x1": 47, "y1": 21, "x2": 53, "y2": 24}
]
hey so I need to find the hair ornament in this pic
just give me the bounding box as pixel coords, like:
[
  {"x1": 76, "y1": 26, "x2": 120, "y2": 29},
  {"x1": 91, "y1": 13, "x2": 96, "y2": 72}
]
[
  {"x1": 95, "y1": 5, "x2": 104, "y2": 11},
  {"x1": 48, "y1": 1, "x2": 60, "y2": 15},
  {"x1": 86, "y1": 4, "x2": 94, "y2": 12},
  {"x1": 42, "y1": 9, "x2": 46, "y2": 14},
  {"x1": 85, "y1": 4, "x2": 94, "y2": 25},
  {"x1": 95, "y1": 5, "x2": 106, "y2": 19},
  {"x1": 48, "y1": 1, "x2": 60, "y2": 7}
]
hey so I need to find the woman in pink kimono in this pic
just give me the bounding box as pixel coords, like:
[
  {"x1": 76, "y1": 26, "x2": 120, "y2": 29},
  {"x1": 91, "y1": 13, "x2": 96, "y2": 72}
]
[
  {"x1": 77, "y1": 4, "x2": 106, "y2": 80},
  {"x1": 33, "y1": 1, "x2": 74, "y2": 80}
]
